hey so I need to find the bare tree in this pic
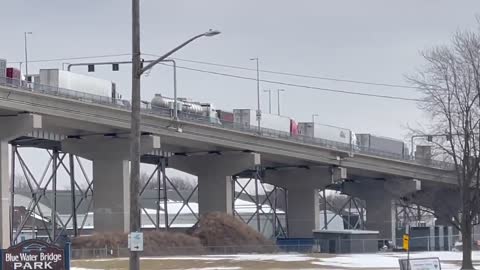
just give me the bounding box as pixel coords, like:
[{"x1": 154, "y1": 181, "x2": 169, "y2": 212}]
[
  {"x1": 14, "y1": 174, "x2": 31, "y2": 192},
  {"x1": 139, "y1": 171, "x2": 196, "y2": 192},
  {"x1": 408, "y1": 26, "x2": 480, "y2": 269}
]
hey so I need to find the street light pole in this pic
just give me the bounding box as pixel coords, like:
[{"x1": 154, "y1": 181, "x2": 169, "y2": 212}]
[
  {"x1": 276, "y1": 89, "x2": 285, "y2": 115},
  {"x1": 250, "y1": 58, "x2": 261, "y2": 132},
  {"x1": 24, "y1": 32, "x2": 32, "y2": 80},
  {"x1": 264, "y1": 89, "x2": 272, "y2": 114}
]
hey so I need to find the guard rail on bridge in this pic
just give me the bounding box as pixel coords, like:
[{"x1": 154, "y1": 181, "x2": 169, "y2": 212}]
[{"x1": 0, "y1": 76, "x2": 453, "y2": 170}]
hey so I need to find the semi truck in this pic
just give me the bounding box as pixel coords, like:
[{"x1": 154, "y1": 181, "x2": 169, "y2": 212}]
[
  {"x1": 151, "y1": 94, "x2": 220, "y2": 124},
  {"x1": 38, "y1": 69, "x2": 121, "y2": 100},
  {"x1": 6, "y1": 67, "x2": 22, "y2": 87},
  {"x1": 356, "y1": 134, "x2": 407, "y2": 158},
  {"x1": 298, "y1": 122, "x2": 354, "y2": 148},
  {"x1": 0, "y1": 59, "x2": 6, "y2": 78},
  {"x1": 233, "y1": 109, "x2": 298, "y2": 135}
]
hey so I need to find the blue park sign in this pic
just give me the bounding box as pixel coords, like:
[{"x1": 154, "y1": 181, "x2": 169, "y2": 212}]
[{"x1": 1, "y1": 239, "x2": 71, "y2": 270}]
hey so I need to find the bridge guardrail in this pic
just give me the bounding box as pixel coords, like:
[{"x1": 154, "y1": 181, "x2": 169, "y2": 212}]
[{"x1": 0, "y1": 76, "x2": 454, "y2": 170}]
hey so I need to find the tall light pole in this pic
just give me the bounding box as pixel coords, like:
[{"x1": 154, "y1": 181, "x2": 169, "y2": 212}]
[
  {"x1": 131, "y1": 1, "x2": 220, "y2": 269},
  {"x1": 264, "y1": 89, "x2": 272, "y2": 114},
  {"x1": 24, "y1": 32, "x2": 32, "y2": 80},
  {"x1": 250, "y1": 58, "x2": 261, "y2": 132},
  {"x1": 312, "y1": 114, "x2": 319, "y2": 123},
  {"x1": 276, "y1": 89, "x2": 285, "y2": 115}
]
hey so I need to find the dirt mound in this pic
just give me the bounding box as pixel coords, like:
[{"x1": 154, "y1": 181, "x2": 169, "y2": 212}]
[
  {"x1": 72, "y1": 231, "x2": 205, "y2": 256},
  {"x1": 191, "y1": 212, "x2": 277, "y2": 253}
]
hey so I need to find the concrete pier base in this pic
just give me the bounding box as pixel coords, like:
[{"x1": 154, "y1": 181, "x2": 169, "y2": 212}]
[
  {"x1": 168, "y1": 152, "x2": 261, "y2": 215},
  {"x1": 264, "y1": 167, "x2": 331, "y2": 238},
  {"x1": 365, "y1": 195, "x2": 395, "y2": 242},
  {"x1": 287, "y1": 187, "x2": 320, "y2": 238},
  {"x1": 92, "y1": 159, "x2": 130, "y2": 232},
  {"x1": 343, "y1": 178, "x2": 420, "y2": 242},
  {"x1": 62, "y1": 134, "x2": 160, "y2": 233}
]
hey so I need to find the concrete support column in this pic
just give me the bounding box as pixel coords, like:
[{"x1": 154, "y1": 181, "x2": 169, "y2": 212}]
[
  {"x1": 198, "y1": 173, "x2": 233, "y2": 215},
  {"x1": 287, "y1": 187, "x2": 320, "y2": 238},
  {"x1": 92, "y1": 159, "x2": 130, "y2": 232},
  {"x1": 0, "y1": 141, "x2": 9, "y2": 248},
  {"x1": 365, "y1": 195, "x2": 395, "y2": 241},
  {"x1": 168, "y1": 152, "x2": 260, "y2": 216},
  {"x1": 263, "y1": 167, "x2": 331, "y2": 238},
  {"x1": 0, "y1": 114, "x2": 42, "y2": 248},
  {"x1": 434, "y1": 210, "x2": 452, "y2": 227},
  {"x1": 62, "y1": 134, "x2": 160, "y2": 233},
  {"x1": 343, "y1": 178, "x2": 420, "y2": 242}
]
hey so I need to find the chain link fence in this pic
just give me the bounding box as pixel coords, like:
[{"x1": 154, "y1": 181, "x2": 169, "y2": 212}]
[{"x1": 69, "y1": 234, "x2": 466, "y2": 260}]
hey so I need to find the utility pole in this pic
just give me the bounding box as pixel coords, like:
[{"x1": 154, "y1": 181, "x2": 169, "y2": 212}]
[
  {"x1": 251, "y1": 58, "x2": 261, "y2": 132},
  {"x1": 276, "y1": 89, "x2": 285, "y2": 115},
  {"x1": 264, "y1": 89, "x2": 272, "y2": 114},
  {"x1": 130, "y1": 2, "x2": 220, "y2": 268},
  {"x1": 130, "y1": 0, "x2": 141, "y2": 269}
]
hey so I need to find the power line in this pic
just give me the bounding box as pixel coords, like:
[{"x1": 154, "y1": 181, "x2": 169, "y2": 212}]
[
  {"x1": 10, "y1": 52, "x2": 418, "y2": 90},
  {"x1": 7, "y1": 53, "x2": 132, "y2": 64},
  {"x1": 6, "y1": 53, "x2": 422, "y2": 101},
  {"x1": 143, "y1": 53, "x2": 418, "y2": 90},
  {"x1": 158, "y1": 63, "x2": 422, "y2": 102}
]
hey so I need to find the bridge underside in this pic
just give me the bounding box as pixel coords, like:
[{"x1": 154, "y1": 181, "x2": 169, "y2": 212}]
[
  {"x1": 5, "y1": 136, "x2": 452, "y2": 247},
  {"x1": 0, "y1": 102, "x2": 458, "y2": 248}
]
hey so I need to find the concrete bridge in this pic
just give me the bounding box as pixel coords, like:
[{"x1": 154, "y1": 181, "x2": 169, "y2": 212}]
[{"x1": 0, "y1": 79, "x2": 457, "y2": 248}]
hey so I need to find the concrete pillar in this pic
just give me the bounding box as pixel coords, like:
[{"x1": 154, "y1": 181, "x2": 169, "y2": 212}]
[
  {"x1": 0, "y1": 114, "x2": 42, "y2": 248},
  {"x1": 365, "y1": 195, "x2": 395, "y2": 241},
  {"x1": 168, "y1": 152, "x2": 260, "y2": 215},
  {"x1": 92, "y1": 159, "x2": 130, "y2": 232},
  {"x1": 287, "y1": 187, "x2": 320, "y2": 238},
  {"x1": 0, "y1": 141, "x2": 9, "y2": 248},
  {"x1": 263, "y1": 167, "x2": 331, "y2": 238},
  {"x1": 343, "y1": 178, "x2": 420, "y2": 242},
  {"x1": 434, "y1": 211, "x2": 452, "y2": 226},
  {"x1": 62, "y1": 134, "x2": 160, "y2": 233}
]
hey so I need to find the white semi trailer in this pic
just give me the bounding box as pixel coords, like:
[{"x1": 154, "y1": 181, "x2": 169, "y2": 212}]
[
  {"x1": 39, "y1": 69, "x2": 121, "y2": 100},
  {"x1": 356, "y1": 134, "x2": 407, "y2": 158},
  {"x1": 298, "y1": 122, "x2": 353, "y2": 146},
  {"x1": 233, "y1": 109, "x2": 294, "y2": 134}
]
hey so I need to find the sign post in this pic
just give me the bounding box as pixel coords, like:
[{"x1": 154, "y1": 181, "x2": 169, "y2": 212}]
[
  {"x1": 403, "y1": 234, "x2": 410, "y2": 251},
  {"x1": 2, "y1": 239, "x2": 69, "y2": 270},
  {"x1": 403, "y1": 234, "x2": 410, "y2": 270}
]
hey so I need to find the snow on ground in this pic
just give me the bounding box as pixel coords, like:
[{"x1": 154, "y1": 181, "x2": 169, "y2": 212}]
[
  {"x1": 313, "y1": 251, "x2": 480, "y2": 269},
  {"x1": 147, "y1": 253, "x2": 312, "y2": 262},
  {"x1": 72, "y1": 266, "x2": 242, "y2": 270},
  {"x1": 73, "y1": 251, "x2": 480, "y2": 269},
  {"x1": 207, "y1": 254, "x2": 313, "y2": 262}
]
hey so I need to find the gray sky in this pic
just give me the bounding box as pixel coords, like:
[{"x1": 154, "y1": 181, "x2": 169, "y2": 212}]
[{"x1": 2, "y1": 1, "x2": 480, "y2": 187}]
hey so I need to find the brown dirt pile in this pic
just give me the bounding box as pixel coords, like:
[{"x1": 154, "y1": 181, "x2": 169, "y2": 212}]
[{"x1": 191, "y1": 212, "x2": 277, "y2": 253}]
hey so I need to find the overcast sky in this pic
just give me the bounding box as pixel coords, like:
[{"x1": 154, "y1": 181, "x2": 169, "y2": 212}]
[{"x1": 2, "y1": 1, "x2": 480, "y2": 187}]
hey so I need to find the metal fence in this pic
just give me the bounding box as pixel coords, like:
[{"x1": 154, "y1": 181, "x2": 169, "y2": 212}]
[
  {"x1": 69, "y1": 234, "x2": 465, "y2": 260},
  {"x1": 0, "y1": 75, "x2": 454, "y2": 169}
]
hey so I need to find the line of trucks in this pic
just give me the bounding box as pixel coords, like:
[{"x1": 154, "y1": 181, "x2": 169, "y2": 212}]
[{"x1": 0, "y1": 59, "x2": 409, "y2": 159}]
